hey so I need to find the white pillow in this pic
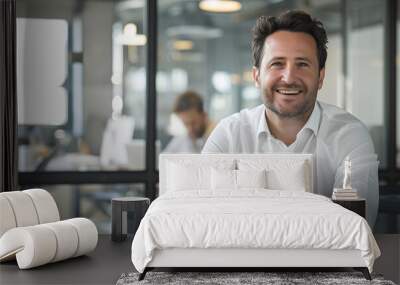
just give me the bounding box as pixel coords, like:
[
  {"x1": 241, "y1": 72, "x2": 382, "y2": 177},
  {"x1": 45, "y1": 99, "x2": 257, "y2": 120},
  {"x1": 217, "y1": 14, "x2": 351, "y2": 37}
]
[
  {"x1": 211, "y1": 168, "x2": 267, "y2": 191},
  {"x1": 236, "y1": 169, "x2": 267, "y2": 189},
  {"x1": 167, "y1": 162, "x2": 210, "y2": 191},
  {"x1": 267, "y1": 166, "x2": 306, "y2": 191},
  {"x1": 211, "y1": 168, "x2": 236, "y2": 190},
  {"x1": 165, "y1": 158, "x2": 235, "y2": 192},
  {"x1": 237, "y1": 159, "x2": 308, "y2": 191}
]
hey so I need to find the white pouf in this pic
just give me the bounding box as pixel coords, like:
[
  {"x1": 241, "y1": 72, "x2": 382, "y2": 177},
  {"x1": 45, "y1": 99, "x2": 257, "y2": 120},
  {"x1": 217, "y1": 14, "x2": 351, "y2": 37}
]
[{"x1": 0, "y1": 189, "x2": 98, "y2": 269}]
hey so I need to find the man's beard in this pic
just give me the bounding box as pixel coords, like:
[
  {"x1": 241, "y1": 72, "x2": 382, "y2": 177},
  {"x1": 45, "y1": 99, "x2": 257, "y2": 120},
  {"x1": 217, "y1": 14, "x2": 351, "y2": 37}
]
[
  {"x1": 265, "y1": 98, "x2": 314, "y2": 118},
  {"x1": 263, "y1": 85, "x2": 317, "y2": 119}
]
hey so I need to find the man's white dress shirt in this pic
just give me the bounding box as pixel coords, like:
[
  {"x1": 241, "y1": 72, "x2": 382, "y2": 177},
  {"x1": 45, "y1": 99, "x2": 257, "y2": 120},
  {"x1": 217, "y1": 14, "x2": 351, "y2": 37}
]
[{"x1": 202, "y1": 101, "x2": 379, "y2": 227}]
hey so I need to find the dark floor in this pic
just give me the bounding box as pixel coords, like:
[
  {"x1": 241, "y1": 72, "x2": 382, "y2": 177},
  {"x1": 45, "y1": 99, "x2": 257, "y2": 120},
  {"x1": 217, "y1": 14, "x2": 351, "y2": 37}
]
[
  {"x1": 1, "y1": 234, "x2": 398, "y2": 285},
  {"x1": 0, "y1": 235, "x2": 134, "y2": 285}
]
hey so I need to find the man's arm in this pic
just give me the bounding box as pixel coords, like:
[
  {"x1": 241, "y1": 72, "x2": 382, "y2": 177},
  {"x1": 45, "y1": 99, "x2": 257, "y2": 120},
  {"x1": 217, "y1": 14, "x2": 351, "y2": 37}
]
[{"x1": 202, "y1": 120, "x2": 231, "y2": 153}]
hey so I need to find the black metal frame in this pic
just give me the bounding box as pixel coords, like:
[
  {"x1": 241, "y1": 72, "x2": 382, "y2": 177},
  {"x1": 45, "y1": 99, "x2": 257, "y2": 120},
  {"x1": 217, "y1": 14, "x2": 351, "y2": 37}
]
[
  {"x1": 137, "y1": 267, "x2": 371, "y2": 281},
  {"x1": 1, "y1": 0, "x2": 18, "y2": 191},
  {"x1": 144, "y1": 0, "x2": 158, "y2": 200},
  {"x1": 381, "y1": 0, "x2": 398, "y2": 188},
  {"x1": 340, "y1": 0, "x2": 348, "y2": 110},
  {"x1": 4, "y1": 0, "x2": 399, "y2": 200}
]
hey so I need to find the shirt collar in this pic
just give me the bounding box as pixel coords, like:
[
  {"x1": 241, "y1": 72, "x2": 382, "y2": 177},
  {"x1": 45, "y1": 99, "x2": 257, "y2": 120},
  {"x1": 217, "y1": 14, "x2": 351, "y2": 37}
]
[
  {"x1": 257, "y1": 106, "x2": 271, "y2": 137},
  {"x1": 301, "y1": 102, "x2": 321, "y2": 136},
  {"x1": 257, "y1": 101, "x2": 321, "y2": 138}
]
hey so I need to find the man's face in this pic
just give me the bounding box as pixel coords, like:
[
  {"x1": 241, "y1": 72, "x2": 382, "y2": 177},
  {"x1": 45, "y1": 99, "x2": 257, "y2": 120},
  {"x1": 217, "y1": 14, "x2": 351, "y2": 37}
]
[
  {"x1": 177, "y1": 109, "x2": 207, "y2": 139},
  {"x1": 253, "y1": 31, "x2": 325, "y2": 118}
]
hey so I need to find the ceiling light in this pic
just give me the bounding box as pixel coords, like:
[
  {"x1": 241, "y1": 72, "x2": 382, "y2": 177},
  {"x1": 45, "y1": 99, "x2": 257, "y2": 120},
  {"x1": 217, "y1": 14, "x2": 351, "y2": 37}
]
[
  {"x1": 199, "y1": 0, "x2": 242, "y2": 13},
  {"x1": 173, "y1": 40, "x2": 194, "y2": 51}
]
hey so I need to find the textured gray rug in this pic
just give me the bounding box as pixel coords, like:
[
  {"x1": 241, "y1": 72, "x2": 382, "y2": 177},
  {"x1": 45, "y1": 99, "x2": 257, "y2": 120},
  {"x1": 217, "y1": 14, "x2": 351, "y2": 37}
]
[{"x1": 116, "y1": 271, "x2": 396, "y2": 285}]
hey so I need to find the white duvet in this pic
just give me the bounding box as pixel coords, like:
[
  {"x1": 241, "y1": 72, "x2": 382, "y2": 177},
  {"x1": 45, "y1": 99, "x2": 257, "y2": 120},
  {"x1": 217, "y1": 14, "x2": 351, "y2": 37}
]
[{"x1": 131, "y1": 190, "x2": 380, "y2": 273}]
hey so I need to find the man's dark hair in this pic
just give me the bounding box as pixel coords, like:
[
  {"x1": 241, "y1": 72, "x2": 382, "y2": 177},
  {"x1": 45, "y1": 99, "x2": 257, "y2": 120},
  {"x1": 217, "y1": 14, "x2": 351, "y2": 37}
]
[
  {"x1": 173, "y1": 90, "x2": 204, "y2": 113},
  {"x1": 252, "y1": 10, "x2": 328, "y2": 70}
]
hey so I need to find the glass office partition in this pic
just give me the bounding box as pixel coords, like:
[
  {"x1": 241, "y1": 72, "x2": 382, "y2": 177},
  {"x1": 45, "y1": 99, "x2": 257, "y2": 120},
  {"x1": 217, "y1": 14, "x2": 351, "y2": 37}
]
[
  {"x1": 344, "y1": 0, "x2": 386, "y2": 168},
  {"x1": 17, "y1": 0, "x2": 148, "y2": 172}
]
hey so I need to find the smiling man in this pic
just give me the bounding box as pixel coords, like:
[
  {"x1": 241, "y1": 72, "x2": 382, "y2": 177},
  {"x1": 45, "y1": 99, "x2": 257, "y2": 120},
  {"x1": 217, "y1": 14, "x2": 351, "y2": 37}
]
[{"x1": 202, "y1": 10, "x2": 379, "y2": 227}]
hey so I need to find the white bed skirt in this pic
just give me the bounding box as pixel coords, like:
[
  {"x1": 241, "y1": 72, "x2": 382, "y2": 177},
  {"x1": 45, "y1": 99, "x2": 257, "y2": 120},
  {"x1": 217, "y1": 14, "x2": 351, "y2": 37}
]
[{"x1": 148, "y1": 248, "x2": 366, "y2": 268}]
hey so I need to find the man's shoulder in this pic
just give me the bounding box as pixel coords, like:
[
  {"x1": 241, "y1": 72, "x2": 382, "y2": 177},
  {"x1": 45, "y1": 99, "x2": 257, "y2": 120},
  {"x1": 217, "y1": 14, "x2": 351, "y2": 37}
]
[
  {"x1": 318, "y1": 101, "x2": 371, "y2": 142},
  {"x1": 318, "y1": 101, "x2": 360, "y2": 122},
  {"x1": 203, "y1": 105, "x2": 264, "y2": 153},
  {"x1": 319, "y1": 101, "x2": 365, "y2": 126},
  {"x1": 219, "y1": 104, "x2": 264, "y2": 127}
]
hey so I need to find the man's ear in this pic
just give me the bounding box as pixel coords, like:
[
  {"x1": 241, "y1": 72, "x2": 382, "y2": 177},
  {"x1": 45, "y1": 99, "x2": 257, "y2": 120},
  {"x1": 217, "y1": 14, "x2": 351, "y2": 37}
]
[
  {"x1": 252, "y1": 66, "x2": 260, "y2": 88},
  {"x1": 318, "y1": 68, "x2": 325, "y2": 90}
]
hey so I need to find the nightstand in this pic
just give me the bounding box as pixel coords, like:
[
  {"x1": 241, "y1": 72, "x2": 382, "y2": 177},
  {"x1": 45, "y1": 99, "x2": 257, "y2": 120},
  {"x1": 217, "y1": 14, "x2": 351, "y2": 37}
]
[
  {"x1": 332, "y1": 198, "x2": 366, "y2": 218},
  {"x1": 111, "y1": 197, "x2": 150, "y2": 242}
]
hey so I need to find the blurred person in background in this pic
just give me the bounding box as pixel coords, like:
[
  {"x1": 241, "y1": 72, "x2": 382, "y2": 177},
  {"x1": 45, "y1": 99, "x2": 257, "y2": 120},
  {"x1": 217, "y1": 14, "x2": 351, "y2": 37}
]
[{"x1": 164, "y1": 90, "x2": 214, "y2": 153}]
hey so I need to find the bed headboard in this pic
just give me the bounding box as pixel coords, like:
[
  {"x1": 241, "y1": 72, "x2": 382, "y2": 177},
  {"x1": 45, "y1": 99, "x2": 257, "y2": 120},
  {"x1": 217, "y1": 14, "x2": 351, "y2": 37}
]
[{"x1": 158, "y1": 153, "x2": 314, "y2": 196}]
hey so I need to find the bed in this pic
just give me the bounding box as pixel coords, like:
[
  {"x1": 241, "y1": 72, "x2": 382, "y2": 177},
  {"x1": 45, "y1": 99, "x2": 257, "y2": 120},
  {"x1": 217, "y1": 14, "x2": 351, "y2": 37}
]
[{"x1": 131, "y1": 154, "x2": 380, "y2": 280}]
